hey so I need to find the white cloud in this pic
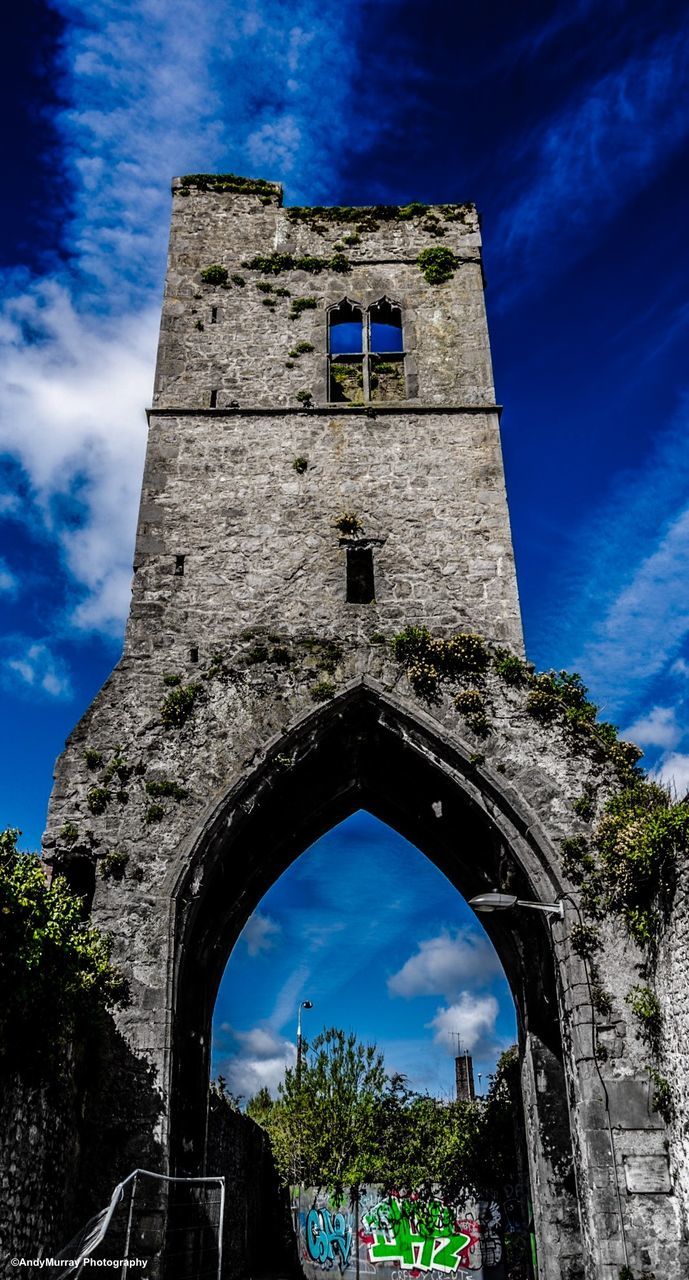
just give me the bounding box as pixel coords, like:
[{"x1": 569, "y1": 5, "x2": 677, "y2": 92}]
[
  {"x1": 0, "y1": 283, "x2": 155, "y2": 634},
  {"x1": 241, "y1": 911, "x2": 281, "y2": 956},
  {"x1": 0, "y1": 559, "x2": 17, "y2": 595},
  {"x1": 4, "y1": 641, "x2": 72, "y2": 700},
  {"x1": 428, "y1": 994, "x2": 500, "y2": 1056},
  {"x1": 0, "y1": 0, "x2": 374, "y2": 643},
  {"x1": 388, "y1": 928, "x2": 500, "y2": 1001},
  {"x1": 651, "y1": 752, "x2": 689, "y2": 801},
  {"x1": 217, "y1": 1023, "x2": 295, "y2": 1098},
  {"x1": 623, "y1": 705, "x2": 682, "y2": 750}
]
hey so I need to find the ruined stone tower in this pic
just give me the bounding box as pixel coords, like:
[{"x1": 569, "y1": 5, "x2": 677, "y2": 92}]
[{"x1": 42, "y1": 179, "x2": 689, "y2": 1280}]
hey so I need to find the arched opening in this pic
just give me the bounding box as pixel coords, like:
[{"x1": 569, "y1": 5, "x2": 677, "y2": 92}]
[
  {"x1": 168, "y1": 684, "x2": 581, "y2": 1271},
  {"x1": 369, "y1": 298, "x2": 405, "y2": 402},
  {"x1": 328, "y1": 299, "x2": 365, "y2": 404}
]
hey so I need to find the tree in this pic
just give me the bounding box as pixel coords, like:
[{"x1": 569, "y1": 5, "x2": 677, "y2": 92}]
[
  {"x1": 266, "y1": 1027, "x2": 387, "y2": 1194},
  {"x1": 0, "y1": 828, "x2": 127, "y2": 1077}
]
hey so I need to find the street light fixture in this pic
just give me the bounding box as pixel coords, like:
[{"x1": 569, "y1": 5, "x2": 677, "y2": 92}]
[
  {"x1": 469, "y1": 891, "x2": 564, "y2": 919},
  {"x1": 296, "y1": 999, "x2": 313, "y2": 1086}
]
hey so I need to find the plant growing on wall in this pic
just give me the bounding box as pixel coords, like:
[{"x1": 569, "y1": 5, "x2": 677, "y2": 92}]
[
  {"x1": 417, "y1": 247, "x2": 460, "y2": 284},
  {"x1": 200, "y1": 264, "x2": 229, "y2": 286},
  {"x1": 0, "y1": 827, "x2": 127, "y2": 1075}
]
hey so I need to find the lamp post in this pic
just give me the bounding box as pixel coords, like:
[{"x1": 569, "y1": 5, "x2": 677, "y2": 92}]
[
  {"x1": 469, "y1": 891, "x2": 564, "y2": 919},
  {"x1": 296, "y1": 999, "x2": 313, "y2": 1088}
]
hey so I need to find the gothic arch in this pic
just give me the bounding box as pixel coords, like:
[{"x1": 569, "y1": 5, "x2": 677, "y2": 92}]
[{"x1": 166, "y1": 679, "x2": 581, "y2": 1268}]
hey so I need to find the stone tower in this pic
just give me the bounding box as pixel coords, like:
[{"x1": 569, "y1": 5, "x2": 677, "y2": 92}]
[{"x1": 42, "y1": 179, "x2": 689, "y2": 1280}]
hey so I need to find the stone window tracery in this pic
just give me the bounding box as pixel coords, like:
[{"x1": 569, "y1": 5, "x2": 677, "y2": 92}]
[{"x1": 328, "y1": 297, "x2": 406, "y2": 403}]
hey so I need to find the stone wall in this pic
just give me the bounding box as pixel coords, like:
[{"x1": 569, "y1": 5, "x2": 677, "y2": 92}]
[
  {"x1": 0, "y1": 1072, "x2": 80, "y2": 1263},
  {"x1": 655, "y1": 870, "x2": 689, "y2": 1235},
  {"x1": 206, "y1": 1094, "x2": 298, "y2": 1279}
]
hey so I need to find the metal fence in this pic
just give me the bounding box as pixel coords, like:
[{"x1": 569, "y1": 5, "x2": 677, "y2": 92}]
[{"x1": 41, "y1": 1168, "x2": 225, "y2": 1280}]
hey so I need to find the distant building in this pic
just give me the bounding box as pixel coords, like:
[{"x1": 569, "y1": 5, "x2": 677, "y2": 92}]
[{"x1": 455, "y1": 1052, "x2": 475, "y2": 1102}]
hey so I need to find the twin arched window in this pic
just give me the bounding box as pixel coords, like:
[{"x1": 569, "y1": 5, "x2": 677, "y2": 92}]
[{"x1": 328, "y1": 298, "x2": 405, "y2": 403}]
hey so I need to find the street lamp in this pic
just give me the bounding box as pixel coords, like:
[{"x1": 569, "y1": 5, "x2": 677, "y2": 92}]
[
  {"x1": 469, "y1": 891, "x2": 564, "y2": 919},
  {"x1": 296, "y1": 999, "x2": 313, "y2": 1086}
]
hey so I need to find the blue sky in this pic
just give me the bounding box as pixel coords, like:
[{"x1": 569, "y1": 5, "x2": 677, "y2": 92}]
[{"x1": 2, "y1": 0, "x2": 689, "y2": 1097}]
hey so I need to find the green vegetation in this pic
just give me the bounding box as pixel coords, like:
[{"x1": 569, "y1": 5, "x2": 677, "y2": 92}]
[
  {"x1": 145, "y1": 779, "x2": 188, "y2": 802},
  {"x1": 626, "y1": 985, "x2": 662, "y2": 1055},
  {"x1": 144, "y1": 804, "x2": 165, "y2": 825},
  {"x1": 244, "y1": 252, "x2": 350, "y2": 276},
  {"x1": 310, "y1": 679, "x2": 336, "y2": 703},
  {"x1": 200, "y1": 264, "x2": 229, "y2": 286},
  {"x1": 247, "y1": 1030, "x2": 521, "y2": 1201},
  {"x1": 295, "y1": 389, "x2": 314, "y2": 407},
  {"x1": 289, "y1": 296, "x2": 318, "y2": 320},
  {"x1": 86, "y1": 786, "x2": 110, "y2": 816},
  {"x1": 335, "y1": 511, "x2": 362, "y2": 536},
  {"x1": 292, "y1": 457, "x2": 308, "y2": 474},
  {"x1": 160, "y1": 682, "x2": 202, "y2": 728},
  {"x1": 84, "y1": 749, "x2": 103, "y2": 771},
  {"x1": 99, "y1": 850, "x2": 129, "y2": 882},
  {"x1": 417, "y1": 247, "x2": 460, "y2": 284},
  {"x1": 289, "y1": 341, "x2": 314, "y2": 358},
  {"x1": 59, "y1": 822, "x2": 80, "y2": 847},
  {"x1": 230, "y1": 273, "x2": 246, "y2": 287},
  {"x1": 179, "y1": 173, "x2": 281, "y2": 197},
  {"x1": 0, "y1": 828, "x2": 126, "y2": 1075}
]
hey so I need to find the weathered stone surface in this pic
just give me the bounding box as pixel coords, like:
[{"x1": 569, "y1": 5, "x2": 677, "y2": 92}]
[{"x1": 4, "y1": 183, "x2": 687, "y2": 1278}]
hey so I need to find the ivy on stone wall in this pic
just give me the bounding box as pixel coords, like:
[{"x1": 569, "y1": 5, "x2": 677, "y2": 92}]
[{"x1": 0, "y1": 828, "x2": 127, "y2": 1076}]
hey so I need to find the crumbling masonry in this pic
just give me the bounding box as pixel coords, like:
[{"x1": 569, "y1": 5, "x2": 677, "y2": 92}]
[{"x1": 27, "y1": 179, "x2": 689, "y2": 1277}]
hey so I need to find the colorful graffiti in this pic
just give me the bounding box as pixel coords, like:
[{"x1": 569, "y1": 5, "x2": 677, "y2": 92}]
[
  {"x1": 293, "y1": 1187, "x2": 508, "y2": 1280},
  {"x1": 306, "y1": 1205, "x2": 353, "y2": 1271},
  {"x1": 362, "y1": 1196, "x2": 470, "y2": 1272}
]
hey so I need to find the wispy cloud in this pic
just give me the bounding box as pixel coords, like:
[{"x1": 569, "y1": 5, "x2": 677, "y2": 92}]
[
  {"x1": 3, "y1": 639, "x2": 72, "y2": 700},
  {"x1": 1, "y1": 0, "x2": 372, "y2": 645},
  {"x1": 623, "y1": 705, "x2": 682, "y2": 751},
  {"x1": 497, "y1": 26, "x2": 689, "y2": 279},
  {"x1": 241, "y1": 911, "x2": 281, "y2": 956},
  {"x1": 0, "y1": 559, "x2": 18, "y2": 595}
]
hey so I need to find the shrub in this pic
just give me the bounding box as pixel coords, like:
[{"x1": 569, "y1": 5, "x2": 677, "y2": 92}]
[
  {"x1": 59, "y1": 822, "x2": 80, "y2": 847},
  {"x1": 100, "y1": 850, "x2": 129, "y2": 882},
  {"x1": 296, "y1": 390, "x2": 314, "y2": 407},
  {"x1": 626, "y1": 985, "x2": 662, "y2": 1055},
  {"x1": 417, "y1": 247, "x2": 460, "y2": 284},
  {"x1": 201, "y1": 264, "x2": 229, "y2": 286},
  {"x1": 87, "y1": 786, "x2": 110, "y2": 816},
  {"x1": 335, "y1": 512, "x2": 361, "y2": 536},
  {"x1": 160, "y1": 682, "x2": 201, "y2": 728},
  {"x1": 293, "y1": 456, "x2": 308, "y2": 474},
  {"x1": 648, "y1": 1068, "x2": 673, "y2": 1123},
  {"x1": 492, "y1": 648, "x2": 530, "y2": 685},
  {"x1": 0, "y1": 828, "x2": 126, "y2": 1075},
  {"x1": 289, "y1": 341, "x2": 314, "y2": 357},
  {"x1": 145, "y1": 779, "x2": 188, "y2": 802},
  {"x1": 289, "y1": 297, "x2": 317, "y2": 320},
  {"x1": 144, "y1": 804, "x2": 165, "y2": 825},
  {"x1": 310, "y1": 679, "x2": 336, "y2": 703},
  {"x1": 84, "y1": 748, "x2": 103, "y2": 771}
]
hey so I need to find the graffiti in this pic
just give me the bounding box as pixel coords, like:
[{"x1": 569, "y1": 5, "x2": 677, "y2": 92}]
[
  {"x1": 295, "y1": 1187, "x2": 507, "y2": 1280},
  {"x1": 305, "y1": 1205, "x2": 353, "y2": 1271},
  {"x1": 363, "y1": 1197, "x2": 470, "y2": 1274}
]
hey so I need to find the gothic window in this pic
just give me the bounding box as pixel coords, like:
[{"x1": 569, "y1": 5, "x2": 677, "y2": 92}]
[
  {"x1": 328, "y1": 299, "x2": 364, "y2": 403},
  {"x1": 368, "y1": 298, "x2": 406, "y2": 402},
  {"x1": 328, "y1": 297, "x2": 406, "y2": 403}
]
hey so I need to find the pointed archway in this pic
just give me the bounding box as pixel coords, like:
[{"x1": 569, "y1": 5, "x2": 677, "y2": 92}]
[{"x1": 166, "y1": 681, "x2": 580, "y2": 1275}]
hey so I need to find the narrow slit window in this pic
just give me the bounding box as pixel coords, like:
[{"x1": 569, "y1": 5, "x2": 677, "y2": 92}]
[
  {"x1": 211, "y1": 306, "x2": 218, "y2": 324},
  {"x1": 174, "y1": 555, "x2": 185, "y2": 576},
  {"x1": 346, "y1": 546, "x2": 375, "y2": 603},
  {"x1": 190, "y1": 646, "x2": 199, "y2": 663},
  {"x1": 209, "y1": 389, "x2": 218, "y2": 407}
]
